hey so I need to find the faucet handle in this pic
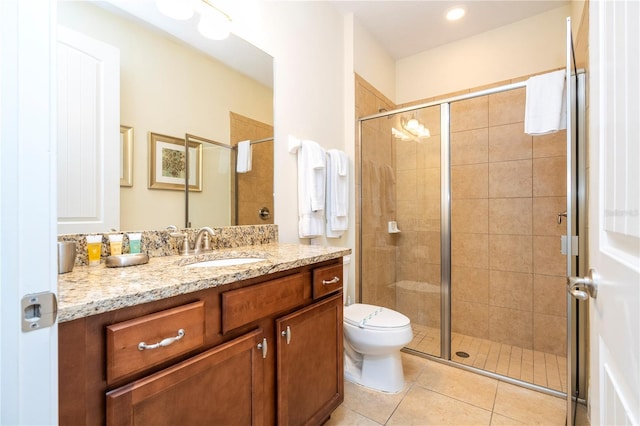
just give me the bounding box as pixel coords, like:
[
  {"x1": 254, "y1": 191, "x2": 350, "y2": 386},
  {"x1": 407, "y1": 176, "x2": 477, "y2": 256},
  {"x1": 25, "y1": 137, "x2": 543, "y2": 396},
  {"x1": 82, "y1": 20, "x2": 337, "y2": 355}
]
[
  {"x1": 170, "y1": 232, "x2": 193, "y2": 256},
  {"x1": 201, "y1": 233, "x2": 212, "y2": 252}
]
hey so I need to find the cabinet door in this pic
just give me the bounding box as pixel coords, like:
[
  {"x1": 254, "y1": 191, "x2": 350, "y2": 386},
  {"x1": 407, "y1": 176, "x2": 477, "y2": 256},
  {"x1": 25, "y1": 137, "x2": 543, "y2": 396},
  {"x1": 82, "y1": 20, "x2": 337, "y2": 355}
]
[
  {"x1": 106, "y1": 329, "x2": 265, "y2": 426},
  {"x1": 276, "y1": 293, "x2": 343, "y2": 426}
]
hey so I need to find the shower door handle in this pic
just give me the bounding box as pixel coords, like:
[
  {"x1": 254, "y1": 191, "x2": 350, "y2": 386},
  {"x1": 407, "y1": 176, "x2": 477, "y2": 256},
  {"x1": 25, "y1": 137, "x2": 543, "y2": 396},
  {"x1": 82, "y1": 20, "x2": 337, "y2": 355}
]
[
  {"x1": 567, "y1": 268, "x2": 598, "y2": 300},
  {"x1": 557, "y1": 211, "x2": 567, "y2": 224}
]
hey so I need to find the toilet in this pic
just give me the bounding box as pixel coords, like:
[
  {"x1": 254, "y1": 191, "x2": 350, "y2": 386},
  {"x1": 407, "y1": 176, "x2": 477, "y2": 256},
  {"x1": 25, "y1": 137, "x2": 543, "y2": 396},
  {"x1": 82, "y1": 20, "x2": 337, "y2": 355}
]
[{"x1": 342, "y1": 256, "x2": 413, "y2": 393}]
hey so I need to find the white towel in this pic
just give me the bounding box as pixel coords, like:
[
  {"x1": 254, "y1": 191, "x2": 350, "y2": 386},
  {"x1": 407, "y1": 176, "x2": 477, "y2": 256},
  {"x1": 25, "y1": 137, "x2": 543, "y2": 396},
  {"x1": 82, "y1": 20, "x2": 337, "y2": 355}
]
[
  {"x1": 524, "y1": 70, "x2": 567, "y2": 135},
  {"x1": 236, "y1": 140, "x2": 252, "y2": 173},
  {"x1": 296, "y1": 140, "x2": 326, "y2": 238},
  {"x1": 326, "y1": 150, "x2": 349, "y2": 238}
]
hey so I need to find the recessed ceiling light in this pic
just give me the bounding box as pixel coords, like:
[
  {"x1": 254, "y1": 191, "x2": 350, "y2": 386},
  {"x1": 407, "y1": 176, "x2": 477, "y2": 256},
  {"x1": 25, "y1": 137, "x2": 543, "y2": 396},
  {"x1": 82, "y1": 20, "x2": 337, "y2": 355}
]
[{"x1": 446, "y1": 6, "x2": 466, "y2": 21}]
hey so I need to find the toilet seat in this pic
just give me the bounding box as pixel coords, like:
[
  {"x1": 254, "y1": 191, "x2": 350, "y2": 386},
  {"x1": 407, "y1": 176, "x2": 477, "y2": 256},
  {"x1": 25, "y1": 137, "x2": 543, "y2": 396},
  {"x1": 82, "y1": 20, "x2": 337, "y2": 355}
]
[{"x1": 344, "y1": 303, "x2": 410, "y2": 330}]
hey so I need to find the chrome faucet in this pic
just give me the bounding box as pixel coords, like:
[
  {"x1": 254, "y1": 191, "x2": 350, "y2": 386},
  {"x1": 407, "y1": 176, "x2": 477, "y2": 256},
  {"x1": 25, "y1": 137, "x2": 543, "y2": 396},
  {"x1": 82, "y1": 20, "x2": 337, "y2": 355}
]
[{"x1": 193, "y1": 227, "x2": 216, "y2": 254}]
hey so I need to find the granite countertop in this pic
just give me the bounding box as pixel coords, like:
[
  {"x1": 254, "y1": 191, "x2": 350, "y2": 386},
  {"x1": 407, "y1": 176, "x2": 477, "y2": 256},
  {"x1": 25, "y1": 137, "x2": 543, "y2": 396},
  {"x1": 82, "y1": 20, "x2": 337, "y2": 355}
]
[{"x1": 57, "y1": 243, "x2": 351, "y2": 323}]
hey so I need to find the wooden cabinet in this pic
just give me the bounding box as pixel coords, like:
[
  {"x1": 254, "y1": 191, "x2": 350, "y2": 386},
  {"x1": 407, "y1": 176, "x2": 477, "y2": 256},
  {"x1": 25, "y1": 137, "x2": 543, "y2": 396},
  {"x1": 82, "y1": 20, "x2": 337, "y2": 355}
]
[
  {"x1": 106, "y1": 329, "x2": 265, "y2": 426},
  {"x1": 59, "y1": 258, "x2": 343, "y2": 426},
  {"x1": 276, "y1": 293, "x2": 343, "y2": 425}
]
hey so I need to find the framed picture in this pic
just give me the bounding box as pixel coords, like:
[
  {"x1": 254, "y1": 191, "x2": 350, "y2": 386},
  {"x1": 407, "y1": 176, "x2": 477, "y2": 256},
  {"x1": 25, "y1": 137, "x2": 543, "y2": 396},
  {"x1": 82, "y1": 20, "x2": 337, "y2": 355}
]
[
  {"x1": 120, "y1": 125, "x2": 133, "y2": 187},
  {"x1": 148, "y1": 132, "x2": 202, "y2": 191}
]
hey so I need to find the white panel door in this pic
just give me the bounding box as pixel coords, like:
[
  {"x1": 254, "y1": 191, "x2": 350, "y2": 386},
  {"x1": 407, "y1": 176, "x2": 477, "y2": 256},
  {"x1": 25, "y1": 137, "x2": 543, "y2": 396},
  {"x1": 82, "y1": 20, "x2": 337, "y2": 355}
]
[
  {"x1": 1, "y1": 0, "x2": 58, "y2": 424},
  {"x1": 57, "y1": 25, "x2": 120, "y2": 234},
  {"x1": 589, "y1": 0, "x2": 640, "y2": 424}
]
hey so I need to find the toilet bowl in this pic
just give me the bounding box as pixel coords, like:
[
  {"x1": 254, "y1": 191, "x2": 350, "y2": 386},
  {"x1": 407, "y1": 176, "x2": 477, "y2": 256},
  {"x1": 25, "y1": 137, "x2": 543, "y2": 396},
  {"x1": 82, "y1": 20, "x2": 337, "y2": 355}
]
[{"x1": 342, "y1": 257, "x2": 413, "y2": 393}]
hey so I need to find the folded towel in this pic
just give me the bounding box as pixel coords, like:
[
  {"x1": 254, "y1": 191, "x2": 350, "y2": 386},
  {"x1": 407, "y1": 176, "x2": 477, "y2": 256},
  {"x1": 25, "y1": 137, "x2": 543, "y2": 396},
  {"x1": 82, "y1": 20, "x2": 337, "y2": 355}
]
[
  {"x1": 236, "y1": 140, "x2": 252, "y2": 173},
  {"x1": 326, "y1": 150, "x2": 349, "y2": 238},
  {"x1": 288, "y1": 134, "x2": 301, "y2": 153},
  {"x1": 296, "y1": 140, "x2": 326, "y2": 238},
  {"x1": 524, "y1": 70, "x2": 567, "y2": 135}
]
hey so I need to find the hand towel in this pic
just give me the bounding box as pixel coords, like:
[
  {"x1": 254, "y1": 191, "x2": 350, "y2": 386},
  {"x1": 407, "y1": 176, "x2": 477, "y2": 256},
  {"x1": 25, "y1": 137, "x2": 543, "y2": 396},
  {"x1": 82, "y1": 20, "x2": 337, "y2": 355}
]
[
  {"x1": 326, "y1": 150, "x2": 349, "y2": 238},
  {"x1": 296, "y1": 140, "x2": 326, "y2": 238},
  {"x1": 236, "y1": 140, "x2": 252, "y2": 173},
  {"x1": 524, "y1": 70, "x2": 567, "y2": 135}
]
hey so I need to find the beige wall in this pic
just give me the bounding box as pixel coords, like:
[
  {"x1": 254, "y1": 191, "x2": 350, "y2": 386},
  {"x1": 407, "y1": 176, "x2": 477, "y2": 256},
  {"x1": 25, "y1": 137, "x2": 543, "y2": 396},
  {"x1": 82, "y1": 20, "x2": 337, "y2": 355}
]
[
  {"x1": 58, "y1": 2, "x2": 273, "y2": 231},
  {"x1": 353, "y1": 18, "x2": 396, "y2": 103},
  {"x1": 395, "y1": 5, "x2": 571, "y2": 104},
  {"x1": 256, "y1": 2, "x2": 351, "y2": 247}
]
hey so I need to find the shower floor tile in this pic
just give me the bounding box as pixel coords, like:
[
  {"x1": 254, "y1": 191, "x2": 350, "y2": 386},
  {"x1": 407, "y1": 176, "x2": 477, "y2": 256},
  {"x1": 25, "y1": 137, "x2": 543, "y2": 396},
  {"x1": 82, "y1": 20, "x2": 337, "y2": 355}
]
[{"x1": 406, "y1": 323, "x2": 567, "y2": 393}]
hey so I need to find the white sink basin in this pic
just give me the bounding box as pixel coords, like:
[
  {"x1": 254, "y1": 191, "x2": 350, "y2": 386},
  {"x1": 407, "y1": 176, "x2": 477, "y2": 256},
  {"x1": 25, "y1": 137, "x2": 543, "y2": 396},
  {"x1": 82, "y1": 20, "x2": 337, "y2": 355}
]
[{"x1": 185, "y1": 257, "x2": 267, "y2": 268}]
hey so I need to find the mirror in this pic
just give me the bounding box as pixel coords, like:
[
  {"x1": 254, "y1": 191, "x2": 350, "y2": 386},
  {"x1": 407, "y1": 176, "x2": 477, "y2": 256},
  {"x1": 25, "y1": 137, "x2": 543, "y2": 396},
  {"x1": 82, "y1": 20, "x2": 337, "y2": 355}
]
[
  {"x1": 186, "y1": 113, "x2": 274, "y2": 229},
  {"x1": 57, "y1": 1, "x2": 274, "y2": 232}
]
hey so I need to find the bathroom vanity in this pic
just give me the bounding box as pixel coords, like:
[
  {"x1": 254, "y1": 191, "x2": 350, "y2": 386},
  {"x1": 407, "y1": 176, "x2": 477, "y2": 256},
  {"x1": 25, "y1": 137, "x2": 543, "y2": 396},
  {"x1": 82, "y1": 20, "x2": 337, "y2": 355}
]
[{"x1": 57, "y1": 242, "x2": 349, "y2": 425}]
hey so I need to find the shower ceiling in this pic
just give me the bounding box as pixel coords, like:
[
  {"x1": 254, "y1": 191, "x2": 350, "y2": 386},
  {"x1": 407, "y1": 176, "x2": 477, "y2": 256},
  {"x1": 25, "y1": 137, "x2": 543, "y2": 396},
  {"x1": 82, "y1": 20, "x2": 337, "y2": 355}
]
[{"x1": 329, "y1": 1, "x2": 570, "y2": 59}]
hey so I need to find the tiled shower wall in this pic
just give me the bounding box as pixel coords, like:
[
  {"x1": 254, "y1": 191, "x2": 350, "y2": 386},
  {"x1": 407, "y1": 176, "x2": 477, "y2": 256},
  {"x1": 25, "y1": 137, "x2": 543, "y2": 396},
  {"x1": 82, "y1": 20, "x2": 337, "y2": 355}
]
[{"x1": 356, "y1": 72, "x2": 567, "y2": 356}]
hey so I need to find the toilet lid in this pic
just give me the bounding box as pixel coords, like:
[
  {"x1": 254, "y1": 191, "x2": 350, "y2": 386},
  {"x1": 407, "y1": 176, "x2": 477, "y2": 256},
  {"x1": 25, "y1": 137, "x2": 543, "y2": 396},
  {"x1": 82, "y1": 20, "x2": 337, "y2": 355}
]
[{"x1": 344, "y1": 303, "x2": 410, "y2": 329}]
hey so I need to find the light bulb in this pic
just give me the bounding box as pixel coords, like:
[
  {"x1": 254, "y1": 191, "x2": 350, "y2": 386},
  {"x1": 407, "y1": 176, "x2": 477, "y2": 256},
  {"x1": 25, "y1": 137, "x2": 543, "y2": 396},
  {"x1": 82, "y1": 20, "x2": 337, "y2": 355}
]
[
  {"x1": 405, "y1": 118, "x2": 420, "y2": 131},
  {"x1": 446, "y1": 7, "x2": 466, "y2": 21},
  {"x1": 156, "y1": 0, "x2": 194, "y2": 20},
  {"x1": 198, "y1": 8, "x2": 231, "y2": 40}
]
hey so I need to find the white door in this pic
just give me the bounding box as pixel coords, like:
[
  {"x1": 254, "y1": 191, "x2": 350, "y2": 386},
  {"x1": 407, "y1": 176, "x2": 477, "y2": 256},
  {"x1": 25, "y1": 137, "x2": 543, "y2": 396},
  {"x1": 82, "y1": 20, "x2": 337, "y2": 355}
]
[
  {"x1": 0, "y1": 0, "x2": 58, "y2": 424},
  {"x1": 589, "y1": 0, "x2": 640, "y2": 424},
  {"x1": 57, "y1": 25, "x2": 120, "y2": 234}
]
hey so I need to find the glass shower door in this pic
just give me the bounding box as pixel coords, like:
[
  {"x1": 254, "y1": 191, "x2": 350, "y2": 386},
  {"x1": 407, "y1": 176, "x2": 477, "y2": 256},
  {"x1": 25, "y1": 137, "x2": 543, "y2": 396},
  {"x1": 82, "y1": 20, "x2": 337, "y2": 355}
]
[
  {"x1": 360, "y1": 104, "x2": 442, "y2": 358},
  {"x1": 448, "y1": 89, "x2": 569, "y2": 393}
]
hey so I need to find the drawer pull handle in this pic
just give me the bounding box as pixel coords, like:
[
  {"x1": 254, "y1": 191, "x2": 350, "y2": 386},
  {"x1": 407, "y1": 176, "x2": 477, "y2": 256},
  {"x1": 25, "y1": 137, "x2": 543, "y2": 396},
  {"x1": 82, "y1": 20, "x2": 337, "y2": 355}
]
[
  {"x1": 281, "y1": 326, "x2": 291, "y2": 345},
  {"x1": 257, "y1": 338, "x2": 268, "y2": 358},
  {"x1": 138, "y1": 329, "x2": 185, "y2": 351},
  {"x1": 322, "y1": 276, "x2": 340, "y2": 285}
]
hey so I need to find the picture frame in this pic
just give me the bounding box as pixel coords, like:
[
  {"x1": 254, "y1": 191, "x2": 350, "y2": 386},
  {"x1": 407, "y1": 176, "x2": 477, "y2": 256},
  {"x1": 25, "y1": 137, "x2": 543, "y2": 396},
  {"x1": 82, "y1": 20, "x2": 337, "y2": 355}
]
[
  {"x1": 120, "y1": 125, "x2": 134, "y2": 187},
  {"x1": 148, "y1": 132, "x2": 202, "y2": 191}
]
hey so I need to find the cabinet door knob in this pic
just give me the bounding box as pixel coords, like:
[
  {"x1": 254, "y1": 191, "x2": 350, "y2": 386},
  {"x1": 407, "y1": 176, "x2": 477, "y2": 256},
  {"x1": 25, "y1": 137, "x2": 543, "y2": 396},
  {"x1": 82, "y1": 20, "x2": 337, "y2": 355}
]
[
  {"x1": 257, "y1": 338, "x2": 268, "y2": 358},
  {"x1": 281, "y1": 326, "x2": 291, "y2": 345},
  {"x1": 138, "y1": 329, "x2": 185, "y2": 351}
]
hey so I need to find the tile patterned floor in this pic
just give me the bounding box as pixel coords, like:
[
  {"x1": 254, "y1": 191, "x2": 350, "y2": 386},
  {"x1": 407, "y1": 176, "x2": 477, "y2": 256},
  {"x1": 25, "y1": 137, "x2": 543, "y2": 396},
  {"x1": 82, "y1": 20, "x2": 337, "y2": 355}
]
[
  {"x1": 407, "y1": 324, "x2": 567, "y2": 393},
  {"x1": 327, "y1": 353, "x2": 590, "y2": 426}
]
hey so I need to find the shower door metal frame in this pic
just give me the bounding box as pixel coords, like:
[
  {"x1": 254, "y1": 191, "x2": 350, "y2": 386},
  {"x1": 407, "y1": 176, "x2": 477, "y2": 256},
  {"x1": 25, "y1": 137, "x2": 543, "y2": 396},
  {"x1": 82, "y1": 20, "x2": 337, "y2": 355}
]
[{"x1": 357, "y1": 75, "x2": 586, "y2": 400}]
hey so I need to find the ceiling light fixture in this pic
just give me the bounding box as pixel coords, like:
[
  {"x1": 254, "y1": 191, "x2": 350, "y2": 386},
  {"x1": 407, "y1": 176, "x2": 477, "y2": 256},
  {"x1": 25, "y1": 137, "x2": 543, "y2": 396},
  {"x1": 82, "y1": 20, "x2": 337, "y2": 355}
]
[
  {"x1": 392, "y1": 127, "x2": 411, "y2": 141},
  {"x1": 156, "y1": 0, "x2": 194, "y2": 20},
  {"x1": 445, "y1": 6, "x2": 466, "y2": 21},
  {"x1": 156, "y1": 0, "x2": 232, "y2": 40},
  {"x1": 401, "y1": 116, "x2": 431, "y2": 139}
]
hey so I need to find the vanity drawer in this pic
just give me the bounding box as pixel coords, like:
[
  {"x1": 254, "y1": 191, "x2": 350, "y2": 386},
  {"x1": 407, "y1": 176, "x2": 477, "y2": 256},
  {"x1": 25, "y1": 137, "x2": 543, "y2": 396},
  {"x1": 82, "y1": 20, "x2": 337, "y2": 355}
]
[
  {"x1": 222, "y1": 272, "x2": 309, "y2": 333},
  {"x1": 312, "y1": 263, "x2": 343, "y2": 299},
  {"x1": 106, "y1": 301, "x2": 205, "y2": 385}
]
